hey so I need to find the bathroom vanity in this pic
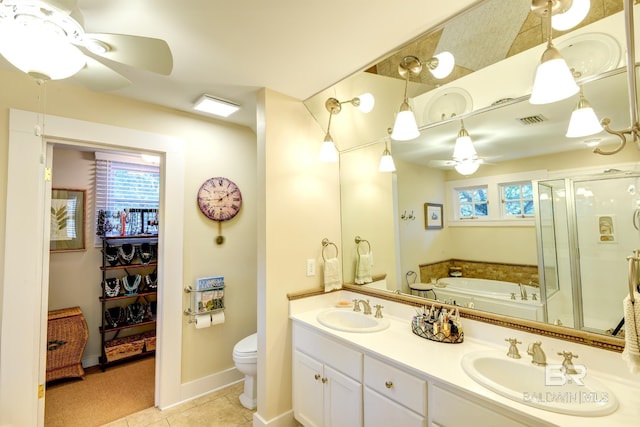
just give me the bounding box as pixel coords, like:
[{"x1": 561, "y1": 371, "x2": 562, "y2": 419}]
[{"x1": 289, "y1": 290, "x2": 640, "y2": 426}]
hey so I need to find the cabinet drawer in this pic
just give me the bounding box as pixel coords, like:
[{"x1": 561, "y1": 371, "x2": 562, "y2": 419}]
[
  {"x1": 293, "y1": 323, "x2": 362, "y2": 381},
  {"x1": 364, "y1": 355, "x2": 426, "y2": 415}
]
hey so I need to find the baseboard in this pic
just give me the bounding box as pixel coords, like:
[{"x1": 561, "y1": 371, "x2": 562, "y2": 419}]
[
  {"x1": 159, "y1": 367, "x2": 244, "y2": 410},
  {"x1": 82, "y1": 354, "x2": 100, "y2": 368},
  {"x1": 253, "y1": 409, "x2": 298, "y2": 427}
]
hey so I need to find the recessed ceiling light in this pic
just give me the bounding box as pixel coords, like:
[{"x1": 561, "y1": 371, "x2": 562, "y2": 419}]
[{"x1": 193, "y1": 95, "x2": 240, "y2": 117}]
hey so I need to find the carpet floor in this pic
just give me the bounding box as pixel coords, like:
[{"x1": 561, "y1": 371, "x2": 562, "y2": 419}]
[{"x1": 45, "y1": 356, "x2": 155, "y2": 427}]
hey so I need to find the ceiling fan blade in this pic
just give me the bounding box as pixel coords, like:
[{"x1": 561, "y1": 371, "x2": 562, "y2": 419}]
[
  {"x1": 84, "y1": 33, "x2": 173, "y2": 75},
  {"x1": 71, "y1": 56, "x2": 131, "y2": 92},
  {"x1": 428, "y1": 160, "x2": 457, "y2": 168}
]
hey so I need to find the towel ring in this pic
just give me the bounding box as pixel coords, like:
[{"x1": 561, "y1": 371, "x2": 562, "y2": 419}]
[
  {"x1": 354, "y1": 236, "x2": 371, "y2": 256},
  {"x1": 321, "y1": 238, "x2": 338, "y2": 261}
]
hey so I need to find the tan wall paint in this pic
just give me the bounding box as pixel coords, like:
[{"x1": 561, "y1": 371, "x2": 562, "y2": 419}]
[
  {"x1": 0, "y1": 68, "x2": 257, "y2": 388},
  {"x1": 257, "y1": 88, "x2": 341, "y2": 422}
]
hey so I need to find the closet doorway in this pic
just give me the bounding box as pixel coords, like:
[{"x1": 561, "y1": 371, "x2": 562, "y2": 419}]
[
  {"x1": 2, "y1": 109, "x2": 185, "y2": 427},
  {"x1": 44, "y1": 145, "x2": 159, "y2": 425}
]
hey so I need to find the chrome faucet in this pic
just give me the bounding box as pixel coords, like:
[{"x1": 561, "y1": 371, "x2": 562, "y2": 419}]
[
  {"x1": 519, "y1": 283, "x2": 528, "y2": 300},
  {"x1": 353, "y1": 299, "x2": 372, "y2": 315},
  {"x1": 558, "y1": 351, "x2": 579, "y2": 374},
  {"x1": 527, "y1": 341, "x2": 547, "y2": 366},
  {"x1": 505, "y1": 338, "x2": 522, "y2": 359}
]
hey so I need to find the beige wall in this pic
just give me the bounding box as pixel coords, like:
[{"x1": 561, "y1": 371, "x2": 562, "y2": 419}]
[
  {"x1": 257, "y1": 88, "x2": 341, "y2": 422},
  {"x1": 0, "y1": 68, "x2": 257, "y2": 390}
]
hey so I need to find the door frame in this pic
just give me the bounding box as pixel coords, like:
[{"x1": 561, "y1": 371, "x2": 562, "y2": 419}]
[{"x1": 0, "y1": 109, "x2": 185, "y2": 426}]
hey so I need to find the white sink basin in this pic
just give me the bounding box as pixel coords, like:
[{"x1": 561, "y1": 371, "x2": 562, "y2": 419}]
[
  {"x1": 461, "y1": 351, "x2": 618, "y2": 416},
  {"x1": 317, "y1": 308, "x2": 390, "y2": 333}
]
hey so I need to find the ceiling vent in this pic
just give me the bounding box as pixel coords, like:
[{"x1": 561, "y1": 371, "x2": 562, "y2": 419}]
[{"x1": 517, "y1": 115, "x2": 547, "y2": 125}]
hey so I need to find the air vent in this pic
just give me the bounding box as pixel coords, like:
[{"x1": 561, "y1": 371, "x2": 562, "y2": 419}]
[{"x1": 517, "y1": 115, "x2": 547, "y2": 125}]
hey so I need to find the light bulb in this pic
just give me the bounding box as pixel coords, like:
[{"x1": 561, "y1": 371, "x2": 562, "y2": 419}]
[
  {"x1": 430, "y1": 51, "x2": 455, "y2": 79},
  {"x1": 454, "y1": 159, "x2": 480, "y2": 176},
  {"x1": 356, "y1": 92, "x2": 375, "y2": 113},
  {"x1": 566, "y1": 107, "x2": 603, "y2": 138},
  {"x1": 319, "y1": 134, "x2": 339, "y2": 162},
  {"x1": 552, "y1": 0, "x2": 590, "y2": 31},
  {"x1": 530, "y1": 49, "x2": 579, "y2": 104},
  {"x1": 453, "y1": 135, "x2": 477, "y2": 160},
  {"x1": 378, "y1": 143, "x2": 396, "y2": 172}
]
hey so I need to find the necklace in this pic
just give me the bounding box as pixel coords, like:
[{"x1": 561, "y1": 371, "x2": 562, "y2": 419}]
[
  {"x1": 118, "y1": 244, "x2": 136, "y2": 265},
  {"x1": 122, "y1": 274, "x2": 141, "y2": 295},
  {"x1": 137, "y1": 242, "x2": 154, "y2": 264},
  {"x1": 104, "y1": 245, "x2": 119, "y2": 266},
  {"x1": 144, "y1": 271, "x2": 158, "y2": 290},
  {"x1": 103, "y1": 278, "x2": 120, "y2": 297},
  {"x1": 126, "y1": 302, "x2": 146, "y2": 325},
  {"x1": 104, "y1": 306, "x2": 125, "y2": 328}
]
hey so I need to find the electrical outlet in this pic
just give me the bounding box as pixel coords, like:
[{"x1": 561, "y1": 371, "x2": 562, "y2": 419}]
[{"x1": 306, "y1": 259, "x2": 316, "y2": 276}]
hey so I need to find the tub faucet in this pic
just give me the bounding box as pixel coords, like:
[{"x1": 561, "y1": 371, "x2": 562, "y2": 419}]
[
  {"x1": 519, "y1": 283, "x2": 528, "y2": 300},
  {"x1": 353, "y1": 299, "x2": 372, "y2": 315},
  {"x1": 527, "y1": 341, "x2": 547, "y2": 366}
]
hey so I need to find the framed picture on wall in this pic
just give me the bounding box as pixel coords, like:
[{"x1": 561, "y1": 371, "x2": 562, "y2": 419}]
[
  {"x1": 425, "y1": 203, "x2": 443, "y2": 229},
  {"x1": 50, "y1": 188, "x2": 86, "y2": 251}
]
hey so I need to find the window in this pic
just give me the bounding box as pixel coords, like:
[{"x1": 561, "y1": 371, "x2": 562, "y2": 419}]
[
  {"x1": 95, "y1": 156, "x2": 160, "y2": 243},
  {"x1": 456, "y1": 186, "x2": 488, "y2": 219},
  {"x1": 501, "y1": 182, "x2": 534, "y2": 217}
]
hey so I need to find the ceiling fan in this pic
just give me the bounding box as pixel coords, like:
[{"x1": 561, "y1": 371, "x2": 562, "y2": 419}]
[{"x1": 0, "y1": 0, "x2": 173, "y2": 91}]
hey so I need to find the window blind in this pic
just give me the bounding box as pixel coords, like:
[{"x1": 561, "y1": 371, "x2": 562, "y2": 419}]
[{"x1": 95, "y1": 158, "x2": 160, "y2": 244}]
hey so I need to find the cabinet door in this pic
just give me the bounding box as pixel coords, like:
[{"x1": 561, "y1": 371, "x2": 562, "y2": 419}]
[
  {"x1": 293, "y1": 350, "x2": 324, "y2": 427},
  {"x1": 364, "y1": 387, "x2": 426, "y2": 427},
  {"x1": 324, "y1": 365, "x2": 362, "y2": 427}
]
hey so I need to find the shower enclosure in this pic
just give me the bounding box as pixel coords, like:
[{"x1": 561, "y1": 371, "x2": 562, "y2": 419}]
[{"x1": 534, "y1": 171, "x2": 640, "y2": 334}]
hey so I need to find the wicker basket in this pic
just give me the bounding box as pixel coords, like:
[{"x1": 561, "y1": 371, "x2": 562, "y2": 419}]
[
  {"x1": 104, "y1": 335, "x2": 145, "y2": 362},
  {"x1": 141, "y1": 330, "x2": 156, "y2": 352},
  {"x1": 411, "y1": 315, "x2": 464, "y2": 344},
  {"x1": 47, "y1": 307, "x2": 89, "y2": 382}
]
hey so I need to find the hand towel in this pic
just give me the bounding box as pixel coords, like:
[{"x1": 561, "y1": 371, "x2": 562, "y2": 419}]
[
  {"x1": 355, "y1": 252, "x2": 373, "y2": 284},
  {"x1": 622, "y1": 290, "x2": 640, "y2": 374},
  {"x1": 323, "y1": 257, "x2": 342, "y2": 292}
]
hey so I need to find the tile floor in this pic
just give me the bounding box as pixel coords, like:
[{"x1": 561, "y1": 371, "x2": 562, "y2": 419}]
[{"x1": 103, "y1": 381, "x2": 255, "y2": 427}]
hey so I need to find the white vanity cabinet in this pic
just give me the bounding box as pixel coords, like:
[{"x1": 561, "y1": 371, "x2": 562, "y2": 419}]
[
  {"x1": 429, "y1": 384, "x2": 534, "y2": 427},
  {"x1": 363, "y1": 355, "x2": 427, "y2": 427},
  {"x1": 293, "y1": 323, "x2": 363, "y2": 427}
]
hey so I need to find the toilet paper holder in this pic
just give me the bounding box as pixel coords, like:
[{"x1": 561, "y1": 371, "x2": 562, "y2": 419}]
[{"x1": 183, "y1": 278, "x2": 225, "y2": 324}]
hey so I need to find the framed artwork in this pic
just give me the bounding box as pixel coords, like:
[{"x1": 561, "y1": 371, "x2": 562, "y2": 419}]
[
  {"x1": 50, "y1": 188, "x2": 86, "y2": 251},
  {"x1": 425, "y1": 203, "x2": 444, "y2": 229},
  {"x1": 597, "y1": 214, "x2": 616, "y2": 243}
]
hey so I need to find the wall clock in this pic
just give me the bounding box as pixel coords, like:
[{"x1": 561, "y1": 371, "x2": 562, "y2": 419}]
[{"x1": 197, "y1": 176, "x2": 242, "y2": 244}]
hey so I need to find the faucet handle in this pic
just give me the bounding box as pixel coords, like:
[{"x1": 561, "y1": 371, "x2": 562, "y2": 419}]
[
  {"x1": 352, "y1": 299, "x2": 361, "y2": 312},
  {"x1": 374, "y1": 304, "x2": 384, "y2": 318},
  {"x1": 505, "y1": 338, "x2": 522, "y2": 359}
]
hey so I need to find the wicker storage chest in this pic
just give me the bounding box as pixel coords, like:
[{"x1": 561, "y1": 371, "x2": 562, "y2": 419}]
[{"x1": 46, "y1": 306, "x2": 89, "y2": 382}]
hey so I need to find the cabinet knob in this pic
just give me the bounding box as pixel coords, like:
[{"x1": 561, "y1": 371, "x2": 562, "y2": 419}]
[
  {"x1": 314, "y1": 374, "x2": 321, "y2": 381},
  {"x1": 322, "y1": 377, "x2": 328, "y2": 384},
  {"x1": 385, "y1": 381, "x2": 393, "y2": 389}
]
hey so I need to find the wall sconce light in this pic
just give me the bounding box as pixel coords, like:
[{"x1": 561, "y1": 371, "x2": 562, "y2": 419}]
[
  {"x1": 319, "y1": 93, "x2": 375, "y2": 162},
  {"x1": 529, "y1": 0, "x2": 579, "y2": 105},
  {"x1": 392, "y1": 53, "x2": 455, "y2": 141},
  {"x1": 566, "y1": 86, "x2": 603, "y2": 138},
  {"x1": 452, "y1": 120, "x2": 480, "y2": 176},
  {"x1": 378, "y1": 139, "x2": 396, "y2": 172}
]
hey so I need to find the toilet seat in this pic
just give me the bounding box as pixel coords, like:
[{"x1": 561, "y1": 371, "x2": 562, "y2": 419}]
[{"x1": 233, "y1": 333, "x2": 257, "y2": 360}]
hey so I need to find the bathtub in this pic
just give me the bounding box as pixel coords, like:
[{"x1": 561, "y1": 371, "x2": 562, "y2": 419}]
[{"x1": 426, "y1": 277, "x2": 545, "y2": 321}]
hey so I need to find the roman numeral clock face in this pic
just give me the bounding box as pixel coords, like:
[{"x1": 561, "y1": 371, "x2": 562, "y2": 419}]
[{"x1": 197, "y1": 177, "x2": 242, "y2": 222}]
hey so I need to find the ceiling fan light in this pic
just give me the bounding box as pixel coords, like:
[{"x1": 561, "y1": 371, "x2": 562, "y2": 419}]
[
  {"x1": 552, "y1": 0, "x2": 590, "y2": 31},
  {"x1": 319, "y1": 133, "x2": 339, "y2": 162},
  {"x1": 391, "y1": 103, "x2": 420, "y2": 141},
  {"x1": 454, "y1": 159, "x2": 480, "y2": 176},
  {"x1": 530, "y1": 53, "x2": 579, "y2": 104},
  {"x1": 429, "y1": 51, "x2": 455, "y2": 79},
  {"x1": 0, "y1": 20, "x2": 86, "y2": 80}
]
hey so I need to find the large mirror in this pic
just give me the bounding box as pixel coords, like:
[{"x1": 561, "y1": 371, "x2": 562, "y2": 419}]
[{"x1": 305, "y1": 0, "x2": 639, "y2": 346}]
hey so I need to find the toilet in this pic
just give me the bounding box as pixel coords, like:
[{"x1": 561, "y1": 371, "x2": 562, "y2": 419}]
[{"x1": 233, "y1": 333, "x2": 257, "y2": 409}]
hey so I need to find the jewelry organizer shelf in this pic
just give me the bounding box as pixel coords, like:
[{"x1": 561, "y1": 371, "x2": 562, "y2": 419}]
[{"x1": 99, "y1": 235, "x2": 158, "y2": 370}]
